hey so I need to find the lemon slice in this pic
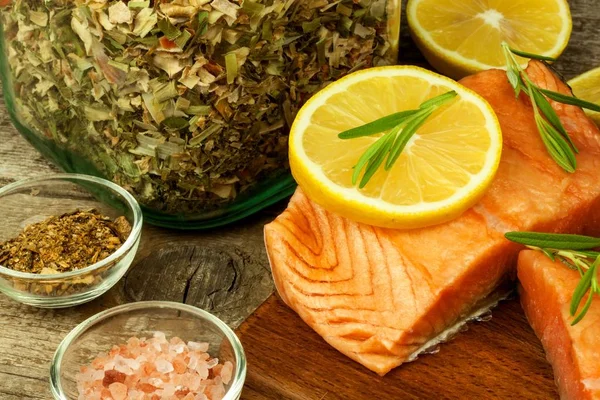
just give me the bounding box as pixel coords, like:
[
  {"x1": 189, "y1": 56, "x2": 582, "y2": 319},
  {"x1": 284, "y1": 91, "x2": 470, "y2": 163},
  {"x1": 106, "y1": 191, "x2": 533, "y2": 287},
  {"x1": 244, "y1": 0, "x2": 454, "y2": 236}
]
[
  {"x1": 407, "y1": 0, "x2": 572, "y2": 79},
  {"x1": 289, "y1": 66, "x2": 502, "y2": 229},
  {"x1": 568, "y1": 67, "x2": 600, "y2": 126}
]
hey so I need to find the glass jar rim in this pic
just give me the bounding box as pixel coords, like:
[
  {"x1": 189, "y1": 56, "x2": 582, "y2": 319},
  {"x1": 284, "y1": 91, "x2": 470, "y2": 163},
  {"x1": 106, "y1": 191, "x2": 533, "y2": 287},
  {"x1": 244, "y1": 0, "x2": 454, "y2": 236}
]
[
  {"x1": 0, "y1": 173, "x2": 143, "y2": 280},
  {"x1": 49, "y1": 301, "x2": 247, "y2": 400}
]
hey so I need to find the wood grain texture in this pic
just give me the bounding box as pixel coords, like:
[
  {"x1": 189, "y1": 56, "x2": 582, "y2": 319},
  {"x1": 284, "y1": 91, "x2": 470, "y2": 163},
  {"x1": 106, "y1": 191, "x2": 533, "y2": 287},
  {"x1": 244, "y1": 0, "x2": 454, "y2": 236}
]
[
  {"x1": 0, "y1": 0, "x2": 599, "y2": 398},
  {"x1": 124, "y1": 242, "x2": 274, "y2": 328},
  {"x1": 238, "y1": 296, "x2": 557, "y2": 400}
]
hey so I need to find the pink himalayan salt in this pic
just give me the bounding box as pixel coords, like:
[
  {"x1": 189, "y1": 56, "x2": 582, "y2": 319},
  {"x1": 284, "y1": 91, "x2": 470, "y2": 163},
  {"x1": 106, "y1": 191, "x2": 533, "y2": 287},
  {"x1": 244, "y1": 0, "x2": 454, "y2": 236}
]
[
  {"x1": 75, "y1": 332, "x2": 234, "y2": 400},
  {"x1": 109, "y1": 382, "x2": 128, "y2": 400}
]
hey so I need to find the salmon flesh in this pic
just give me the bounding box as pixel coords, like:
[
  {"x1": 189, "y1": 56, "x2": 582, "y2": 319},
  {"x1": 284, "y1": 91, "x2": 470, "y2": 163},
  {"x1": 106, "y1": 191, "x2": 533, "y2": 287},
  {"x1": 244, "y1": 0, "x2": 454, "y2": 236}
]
[
  {"x1": 518, "y1": 251, "x2": 600, "y2": 400},
  {"x1": 264, "y1": 61, "x2": 600, "y2": 375}
]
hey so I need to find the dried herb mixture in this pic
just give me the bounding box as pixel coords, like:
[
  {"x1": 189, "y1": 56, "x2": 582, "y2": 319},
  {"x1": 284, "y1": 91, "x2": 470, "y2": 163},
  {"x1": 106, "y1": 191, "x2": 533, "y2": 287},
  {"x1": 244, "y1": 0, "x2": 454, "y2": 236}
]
[
  {"x1": 1, "y1": 0, "x2": 399, "y2": 214},
  {"x1": 0, "y1": 209, "x2": 131, "y2": 274}
]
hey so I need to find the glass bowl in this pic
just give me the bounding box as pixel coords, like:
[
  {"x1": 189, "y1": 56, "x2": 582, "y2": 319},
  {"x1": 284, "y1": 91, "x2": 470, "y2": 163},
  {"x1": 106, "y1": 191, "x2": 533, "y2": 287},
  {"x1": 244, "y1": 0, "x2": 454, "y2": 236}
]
[
  {"x1": 0, "y1": 173, "x2": 143, "y2": 308},
  {"x1": 50, "y1": 301, "x2": 247, "y2": 400}
]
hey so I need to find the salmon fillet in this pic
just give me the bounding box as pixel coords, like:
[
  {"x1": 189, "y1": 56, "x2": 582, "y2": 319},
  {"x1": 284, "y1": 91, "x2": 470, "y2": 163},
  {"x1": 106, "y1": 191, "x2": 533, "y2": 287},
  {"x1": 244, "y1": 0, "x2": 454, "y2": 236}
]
[
  {"x1": 518, "y1": 251, "x2": 600, "y2": 400},
  {"x1": 264, "y1": 61, "x2": 600, "y2": 375}
]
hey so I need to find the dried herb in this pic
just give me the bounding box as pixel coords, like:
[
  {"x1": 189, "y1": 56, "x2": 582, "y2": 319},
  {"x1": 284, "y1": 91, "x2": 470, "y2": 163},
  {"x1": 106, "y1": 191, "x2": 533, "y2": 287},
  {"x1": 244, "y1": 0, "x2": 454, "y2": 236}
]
[
  {"x1": 0, "y1": 209, "x2": 131, "y2": 274},
  {"x1": 2, "y1": 0, "x2": 399, "y2": 215}
]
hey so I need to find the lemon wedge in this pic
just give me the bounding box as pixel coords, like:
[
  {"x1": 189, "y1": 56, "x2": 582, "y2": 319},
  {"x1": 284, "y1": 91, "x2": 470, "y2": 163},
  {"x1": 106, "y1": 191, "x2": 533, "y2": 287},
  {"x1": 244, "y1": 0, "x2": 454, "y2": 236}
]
[
  {"x1": 289, "y1": 66, "x2": 502, "y2": 229},
  {"x1": 568, "y1": 67, "x2": 600, "y2": 126},
  {"x1": 407, "y1": 0, "x2": 572, "y2": 79}
]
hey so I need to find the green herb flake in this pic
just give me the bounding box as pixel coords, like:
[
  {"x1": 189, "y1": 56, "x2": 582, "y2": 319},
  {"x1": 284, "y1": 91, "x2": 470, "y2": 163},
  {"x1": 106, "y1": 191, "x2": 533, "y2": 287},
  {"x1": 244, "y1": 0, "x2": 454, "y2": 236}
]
[
  {"x1": 174, "y1": 29, "x2": 192, "y2": 49},
  {"x1": 84, "y1": 106, "x2": 113, "y2": 121},
  {"x1": 133, "y1": 8, "x2": 157, "y2": 38},
  {"x1": 128, "y1": 0, "x2": 150, "y2": 9},
  {"x1": 153, "y1": 81, "x2": 179, "y2": 103},
  {"x1": 29, "y1": 10, "x2": 48, "y2": 27},
  {"x1": 336, "y1": 3, "x2": 353, "y2": 16},
  {"x1": 241, "y1": 0, "x2": 265, "y2": 15},
  {"x1": 107, "y1": 60, "x2": 129, "y2": 72},
  {"x1": 225, "y1": 52, "x2": 238, "y2": 84},
  {"x1": 158, "y1": 17, "x2": 182, "y2": 41},
  {"x1": 188, "y1": 105, "x2": 212, "y2": 116},
  {"x1": 197, "y1": 11, "x2": 209, "y2": 36},
  {"x1": 302, "y1": 18, "x2": 321, "y2": 33},
  {"x1": 162, "y1": 116, "x2": 189, "y2": 130}
]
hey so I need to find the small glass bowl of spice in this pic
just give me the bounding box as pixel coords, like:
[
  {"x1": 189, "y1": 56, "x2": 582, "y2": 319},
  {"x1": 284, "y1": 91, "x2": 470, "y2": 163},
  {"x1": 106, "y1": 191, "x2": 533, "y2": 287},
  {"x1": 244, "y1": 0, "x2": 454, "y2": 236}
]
[
  {"x1": 50, "y1": 301, "x2": 246, "y2": 400},
  {"x1": 0, "y1": 174, "x2": 142, "y2": 308}
]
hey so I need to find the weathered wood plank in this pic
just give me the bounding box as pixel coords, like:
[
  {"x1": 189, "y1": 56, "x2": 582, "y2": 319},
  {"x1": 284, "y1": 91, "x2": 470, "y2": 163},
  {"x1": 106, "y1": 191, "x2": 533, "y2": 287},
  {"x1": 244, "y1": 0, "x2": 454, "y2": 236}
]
[
  {"x1": 0, "y1": 88, "x2": 58, "y2": 183},
  {"x1": 123, "y1": 235, "x2": 274, "y2": 328}
]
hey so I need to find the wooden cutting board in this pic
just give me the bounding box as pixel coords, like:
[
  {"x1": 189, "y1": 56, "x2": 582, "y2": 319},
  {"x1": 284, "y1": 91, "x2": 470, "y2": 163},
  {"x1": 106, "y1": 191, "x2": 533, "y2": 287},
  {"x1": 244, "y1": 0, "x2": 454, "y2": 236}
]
[{"x1": 237, "y1": 295, "x2": 557, "y2": 399}]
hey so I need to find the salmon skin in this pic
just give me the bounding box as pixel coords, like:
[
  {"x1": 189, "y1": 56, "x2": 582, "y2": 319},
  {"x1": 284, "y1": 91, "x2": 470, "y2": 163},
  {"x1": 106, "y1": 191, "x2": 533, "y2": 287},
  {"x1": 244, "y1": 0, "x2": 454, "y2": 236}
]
[
  {"x1": 518, "y1": 251, "x2": 600, "y2": 400},
  {"x1": 264, "y1": 61, "x2": 600, "y2": 376}
]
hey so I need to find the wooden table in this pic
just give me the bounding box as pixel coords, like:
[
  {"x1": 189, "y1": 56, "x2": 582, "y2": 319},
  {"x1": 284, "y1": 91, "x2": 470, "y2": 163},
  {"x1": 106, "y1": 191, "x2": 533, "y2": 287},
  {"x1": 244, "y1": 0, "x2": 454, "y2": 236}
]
[{"x1": 1, "y1": 1, "x2": 599, "y2": 398}]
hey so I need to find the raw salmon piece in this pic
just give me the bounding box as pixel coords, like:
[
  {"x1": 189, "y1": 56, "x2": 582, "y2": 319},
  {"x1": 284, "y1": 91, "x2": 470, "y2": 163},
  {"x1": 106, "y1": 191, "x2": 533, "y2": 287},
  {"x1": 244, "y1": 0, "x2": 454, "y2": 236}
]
[
  {"x1": 264, "y1": 61, "x2": 600, "y2": 375},
  {"x1": 518, "y1": 250, "x2": 600, "y2": 400}
]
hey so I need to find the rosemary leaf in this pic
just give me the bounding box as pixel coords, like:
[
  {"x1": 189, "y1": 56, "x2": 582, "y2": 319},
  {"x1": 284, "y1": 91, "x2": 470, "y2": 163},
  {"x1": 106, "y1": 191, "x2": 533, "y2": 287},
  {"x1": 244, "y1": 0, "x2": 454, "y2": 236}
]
[
  {"x1": 507, "y1": 46, "x2": 557, "y2": 62},
  {"x1": 539, "y1": 88, "x2": 600, "y2": 112},
  {"x1": 504, "y1": 232, "x2": 600, "y2": 250},
  {"x1": 570, "y1": 258, "x2": 598, "y2": 322},
  {"x1": 338, "y1": 110, "x2": 418, "y2": 139},
  {"x1": 359, "y1": 133, "x2": 395, "y2": 188},
  {"x1": 539, "y1": 118, "x2": 577, "y2": 171},
  {"x1": 351, "y1": 129, "x2": 396, "y2": 186},
  {"x1": 536, "y1": 116, "x2": 576, "y2": 173},
  {"x1": 385, "y1": 108, "x2": 433, "y2": 170},
  {"x1": 530, "y1": 87, "x2": 572, "y2": 145},
  {"x1": 533, "y1": 95, "x2": 579, "y2": 155},
  {"x1": 541, "y1": 248, "x2": 556, "y2": 261},
  {"x1": 506, "y1": 231, "x2": 600, "y2": 325},
  {"x1": 506, "y1": 68, "x2": 522, "y2": 97},
  {"x1": 419, "y1": 90, "x2": 457, "y2": 109},
  {"x1": 571, "y1": 286, "x2": 594, "y2": 326},
  {"x1": 503, "y1": 43, "x2": 582, "y2": 172},
  {"x1": 343, "y1": 90, "x2": 457, "y2": 187},
  {"x1": 575, "y1": 250, "x2": 600, "y2": 258}
]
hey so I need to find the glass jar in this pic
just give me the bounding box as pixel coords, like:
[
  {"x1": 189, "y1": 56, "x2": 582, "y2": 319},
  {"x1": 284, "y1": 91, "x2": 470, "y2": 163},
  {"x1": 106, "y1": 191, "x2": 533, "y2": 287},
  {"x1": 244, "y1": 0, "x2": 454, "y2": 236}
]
[{"x1": 0, "y1": 0, "x2": 400, "y2": 228}]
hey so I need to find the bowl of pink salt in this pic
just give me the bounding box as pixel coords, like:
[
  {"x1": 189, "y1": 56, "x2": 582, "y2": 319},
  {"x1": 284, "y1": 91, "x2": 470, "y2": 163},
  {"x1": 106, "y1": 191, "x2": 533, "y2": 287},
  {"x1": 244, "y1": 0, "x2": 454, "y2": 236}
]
[{"x1": 50, "y1": 301, "x2": 246, "y2": 400}]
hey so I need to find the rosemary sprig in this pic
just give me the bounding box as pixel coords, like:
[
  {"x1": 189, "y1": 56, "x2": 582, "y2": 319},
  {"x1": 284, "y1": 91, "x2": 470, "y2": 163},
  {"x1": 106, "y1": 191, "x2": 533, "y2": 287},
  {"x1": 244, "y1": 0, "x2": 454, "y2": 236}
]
[
  {"x1": 501, "y1": 43, "x2": 600, "y2": 173},
  {"x1": 505, "y1": 231, "x2": 600, "y2": 325},
  {"x1": 338, "y1": 91, "x2": 458, "y2": 188}
]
